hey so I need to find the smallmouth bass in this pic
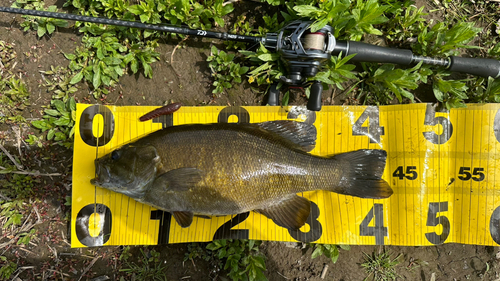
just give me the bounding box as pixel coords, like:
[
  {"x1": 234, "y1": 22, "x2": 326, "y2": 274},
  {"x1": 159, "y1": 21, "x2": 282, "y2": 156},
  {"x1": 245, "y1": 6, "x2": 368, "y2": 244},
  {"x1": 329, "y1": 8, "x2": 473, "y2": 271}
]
[{"x1": 91, "y1": 120, "x2": 392, "y2": 230}]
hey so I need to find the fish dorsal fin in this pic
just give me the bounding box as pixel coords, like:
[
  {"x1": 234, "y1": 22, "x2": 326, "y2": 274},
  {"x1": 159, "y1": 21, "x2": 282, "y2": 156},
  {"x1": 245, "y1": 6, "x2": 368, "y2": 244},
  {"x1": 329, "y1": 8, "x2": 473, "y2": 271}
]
[
  {"x1": 255, "y1": 195, "x2": 311, "y2": 230},
  {"x1": 154, "y1": 168, "x2": 204, "y2": 191},
  {"x1": 172, "y1": 211, "x2": 194, "y2": 228},
  {"x1": 257, "y1": 121, "x2": 316, "y2": 152}
]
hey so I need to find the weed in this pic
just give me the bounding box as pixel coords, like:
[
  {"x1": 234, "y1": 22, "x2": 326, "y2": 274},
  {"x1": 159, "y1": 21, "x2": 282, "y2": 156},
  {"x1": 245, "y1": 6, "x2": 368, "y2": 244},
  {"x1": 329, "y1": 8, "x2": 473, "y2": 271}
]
[
  {"x1": 31, "y1": 97, "x2": 76, "y2": 148},
  {"x1": 12, "y1": 0, "x2": 68, "y2": 38},
  {"x1": 0, "y1": 256, "x2": 17, "y2": 281},
  {"x1": 207, "y1": 46, "x2": 249, "y2": 95},
  {"x1": 293, "y1": 0, "x2": 388, "y2": 40},
  {"x1": 40, "y1": 66, "x2": 79, "y2": 101},
  {"x1": 184, "y1": 242, "x2": 211, "y2": 263},
  {"x1": 119, "y1": 248, "x2": 167, "y2": 281},
  {"x1": 360, "y1": 62, "x2": 429, "y2": 105},
  {"x1": 361, "y1": 251, "x2": 401, "y2": 281},
  {"x1": 240, "y1": 44, "x2": 282, "y2": 86},
  {"x1": 313, "y1": 53, "x2": 358, "y2": 93},
  {"x1": 206, "y1": 239, "x2": 267, "y2": 281},
  {"x1": 119, "y1": 246, "x2": 133, "y2": 262},
  {"x1": 25, "y1": 134, "x2": 43, "y2": 148},
  {"x1": 0, "y1": 41, "x2": 29, "y2": 124},
  {"x1": 383, "y1": 4, "x2": 427, "y2": 46},
  {"x1": 310, "y1": 244, "x2": 350, "y2": 264},
  {"x1": 0, "y1": 200, "x2": 24, "y2": 230},
  {"x1": 17, "y1": 228, "x2": 37, "y2": 246},
  {"x1": 0, "y1": 154, "x2": 38, "y2": 199}
]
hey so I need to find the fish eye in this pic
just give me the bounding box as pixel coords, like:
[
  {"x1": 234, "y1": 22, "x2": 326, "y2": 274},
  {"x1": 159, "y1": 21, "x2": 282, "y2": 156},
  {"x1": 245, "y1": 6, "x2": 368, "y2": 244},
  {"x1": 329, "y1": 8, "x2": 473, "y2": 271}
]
[{"x1": 111, "y1": 150, "x2": 121, "y2": 160}]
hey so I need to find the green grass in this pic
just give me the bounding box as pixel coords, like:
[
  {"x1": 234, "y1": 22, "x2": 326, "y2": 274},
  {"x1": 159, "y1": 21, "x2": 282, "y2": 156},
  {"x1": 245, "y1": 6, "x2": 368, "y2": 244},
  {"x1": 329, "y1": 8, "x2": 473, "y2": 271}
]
[{"x1": 361, "y1": 251, "x2": 401, "y2": 281}]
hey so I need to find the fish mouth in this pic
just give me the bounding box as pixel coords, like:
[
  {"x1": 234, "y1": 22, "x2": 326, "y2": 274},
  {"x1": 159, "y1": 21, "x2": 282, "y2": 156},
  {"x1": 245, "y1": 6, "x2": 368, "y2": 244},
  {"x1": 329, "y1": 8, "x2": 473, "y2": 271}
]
[{"x1": 91, "y1": 163, "x2": 110, "y2": 187}]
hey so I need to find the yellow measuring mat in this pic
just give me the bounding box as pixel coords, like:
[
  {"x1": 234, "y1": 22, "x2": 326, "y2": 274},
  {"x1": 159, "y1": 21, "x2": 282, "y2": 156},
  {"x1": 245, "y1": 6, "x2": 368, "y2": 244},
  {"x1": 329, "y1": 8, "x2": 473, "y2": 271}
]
[{"x1": 71, "y1": 103, "x2": 500, "y2": 247}]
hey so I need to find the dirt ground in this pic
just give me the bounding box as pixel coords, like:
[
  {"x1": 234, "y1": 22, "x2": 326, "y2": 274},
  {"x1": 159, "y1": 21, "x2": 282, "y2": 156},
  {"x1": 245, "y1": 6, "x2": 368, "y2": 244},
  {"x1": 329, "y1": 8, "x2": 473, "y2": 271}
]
[{"x1": 1, "y1": 0, "x2": 500, "y2": 280}]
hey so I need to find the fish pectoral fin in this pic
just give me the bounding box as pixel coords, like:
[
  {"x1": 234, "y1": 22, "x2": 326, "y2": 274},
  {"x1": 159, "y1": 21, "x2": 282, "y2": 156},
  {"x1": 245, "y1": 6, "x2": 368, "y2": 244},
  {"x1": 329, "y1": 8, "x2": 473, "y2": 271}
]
[
  {"x1": 257, "y1": 120, "x2": 316, "y2": 152},
  {"x1": 255, "y1": 195, "x2": 311, "y2": 230},
  {"x1": 172, "y1": 211, "x2": 194, "y2": 228},
  {"x1": 154, "y1": 167, "x2": 204, "y2": 191}
]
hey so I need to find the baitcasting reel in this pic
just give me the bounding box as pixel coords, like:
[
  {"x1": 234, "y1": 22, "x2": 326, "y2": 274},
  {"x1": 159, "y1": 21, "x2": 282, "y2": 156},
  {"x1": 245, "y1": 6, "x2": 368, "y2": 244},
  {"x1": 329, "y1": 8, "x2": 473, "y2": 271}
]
[
  {"x1": 1, "y1": 6, "x2": 499, "y2": 111},
  {"x1": 264, "y1": 21, "x2": 336, "y2": 111}
]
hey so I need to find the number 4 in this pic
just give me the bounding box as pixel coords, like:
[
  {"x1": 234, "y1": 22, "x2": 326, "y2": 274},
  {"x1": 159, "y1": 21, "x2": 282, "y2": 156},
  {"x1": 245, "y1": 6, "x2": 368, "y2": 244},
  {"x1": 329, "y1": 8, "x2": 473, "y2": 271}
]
[
  {"x1": 360, "y1": 204, "x2": 388, "y2": 245},
  {"x1": 352, "y1": 106, "x2": 385, "y2": 143}
]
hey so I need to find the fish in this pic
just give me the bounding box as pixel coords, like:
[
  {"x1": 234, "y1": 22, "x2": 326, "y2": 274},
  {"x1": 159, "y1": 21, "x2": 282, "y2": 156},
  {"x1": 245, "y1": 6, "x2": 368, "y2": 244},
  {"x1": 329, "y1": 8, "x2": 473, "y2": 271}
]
[{"x1": 90, "y1": 120, "x2": 392, "y2": 230}]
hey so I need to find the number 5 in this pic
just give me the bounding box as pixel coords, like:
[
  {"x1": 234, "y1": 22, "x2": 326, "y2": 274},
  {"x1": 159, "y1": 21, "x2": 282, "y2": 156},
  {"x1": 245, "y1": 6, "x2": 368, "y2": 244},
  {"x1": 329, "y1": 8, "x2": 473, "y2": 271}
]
[
  {"x1": 425, "y1": 202, "x2": 450, "y2": 245},
  {"x1": 423, "y1": 104, "x2": 453, "y2": 144}
]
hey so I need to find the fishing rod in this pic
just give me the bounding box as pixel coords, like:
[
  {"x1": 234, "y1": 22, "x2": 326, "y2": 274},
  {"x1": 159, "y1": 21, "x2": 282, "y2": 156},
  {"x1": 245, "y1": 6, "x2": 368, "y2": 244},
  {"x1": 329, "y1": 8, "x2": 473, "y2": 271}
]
[{"x1": 1, "y1": 6, "x2": 500, "y2": 111}]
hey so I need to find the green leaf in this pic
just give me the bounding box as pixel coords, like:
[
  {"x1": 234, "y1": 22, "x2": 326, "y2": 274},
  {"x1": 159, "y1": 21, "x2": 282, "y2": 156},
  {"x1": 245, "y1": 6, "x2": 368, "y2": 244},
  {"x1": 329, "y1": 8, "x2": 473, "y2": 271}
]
[
  {"x1": 293, "y1": 5, "x2": 322, "y2": 17},
  {"x1": 32, "y1": 120, "x2": 49, "y2": 130},
  {"x1": 64, "y1": 53, "x2": 76, "y2": 60},
  {"x1": 70, "y1": 71, "x2": 84, "y2": 85},
  {"x1": 54, "y1": 116, "x2": 70, "y2": 126},
  {"x1": 206, "y1": 243, "x2": 221, "y2": 251},
  {"x1": 310, "y1": 18, "x2": 329, "y2": 33},
  {"x1": 46, "y1": 22, "x2": 55, "y2": 34},
  {"x1": 311, "y1": 246, "x2": 323, "y2": 259},
  {"x1": 47, "y1": 129, "x2": 55, "y2": 140},
  {"x1": 52, "y1": 100, "x2": 66, "y2": 113},
  {"x1": 215, "y1": 17, "x2": 224, "y2": 27},
  {"x1": 44, "y1": 109, "x2": 60, "y2": 117},
  {"x1": 37, "y1": 25, "x2": 47, "y2": 38},
  {"x1": 69, "y1": 98, "x2": 76, "y2": 112},
  {"x1": 330, "y1": 246, "x2": 339, "y2": 263},
  {"x1": 282, "y1": 91, "x2": 290, "y2": 106},
  {"x1": 52, "y1": 19, "x2": 68, "y2": 27},
  {"x1": 339, "y1": 244, "x2": 350, "y2": 251},
  {"x1": 127, "y1": 5, "x2": 142, "y2": 15},
  {"x1": 93, "y1": 63, "x2": 102, "y2": 89}
]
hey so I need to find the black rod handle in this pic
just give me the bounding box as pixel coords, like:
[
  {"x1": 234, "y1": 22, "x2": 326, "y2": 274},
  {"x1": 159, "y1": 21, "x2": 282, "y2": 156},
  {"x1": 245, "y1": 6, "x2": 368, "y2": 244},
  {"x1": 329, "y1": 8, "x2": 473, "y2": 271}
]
[
  {"x1": 337, "y1": 41, "x2": 414, "y2": 65},
  {"x1": 448, "y1": 56, "x2": 500, "y2": 78}
]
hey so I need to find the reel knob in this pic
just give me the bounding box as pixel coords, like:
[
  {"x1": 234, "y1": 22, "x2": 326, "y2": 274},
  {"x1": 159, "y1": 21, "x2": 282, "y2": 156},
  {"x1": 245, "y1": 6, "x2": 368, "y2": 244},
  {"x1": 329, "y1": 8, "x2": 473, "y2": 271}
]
[{"x1": 307, "y1": 81, "x2": 323, "y2": 111}]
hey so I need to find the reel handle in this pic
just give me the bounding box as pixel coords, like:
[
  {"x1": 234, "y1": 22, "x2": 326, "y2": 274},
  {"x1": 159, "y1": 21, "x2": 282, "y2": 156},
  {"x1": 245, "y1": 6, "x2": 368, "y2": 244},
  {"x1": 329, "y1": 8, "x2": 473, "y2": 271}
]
[
  {"x1": 267, "y1": 84, "x2": 280, "y2": 106},
  {"x1": 307, "y1": 81, "x2": 323, "y2": 111}
]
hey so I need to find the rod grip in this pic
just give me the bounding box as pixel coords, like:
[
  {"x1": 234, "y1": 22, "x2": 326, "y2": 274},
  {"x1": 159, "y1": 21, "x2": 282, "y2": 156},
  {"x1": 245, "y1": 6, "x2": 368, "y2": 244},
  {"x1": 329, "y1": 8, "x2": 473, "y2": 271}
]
[
  {"x1": 448, "y1": 56, "x2": 500, "y2": 78},
  {"x1": 347, "y1": 41, "x2": 413, "y2": 65}
]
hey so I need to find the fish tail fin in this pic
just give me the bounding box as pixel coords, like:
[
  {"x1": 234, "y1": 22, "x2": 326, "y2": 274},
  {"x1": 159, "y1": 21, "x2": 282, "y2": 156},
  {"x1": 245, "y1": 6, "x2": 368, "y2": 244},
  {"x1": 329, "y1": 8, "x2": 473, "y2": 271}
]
[{"x1": 331, "y1": 149, "x2": 392, "y2": 199}]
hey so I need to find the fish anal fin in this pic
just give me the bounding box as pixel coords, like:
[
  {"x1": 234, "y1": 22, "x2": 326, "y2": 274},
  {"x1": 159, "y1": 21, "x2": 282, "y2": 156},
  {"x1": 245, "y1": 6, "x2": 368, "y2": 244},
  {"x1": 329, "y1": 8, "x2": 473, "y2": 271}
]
[
  {"x1": 256, "y1": 195, "x2": 311, "y2": 230},
  {"x1": 154, "y1": 167, "x2": 204, "y2": 192},
  {"x1": 173, "y1": 211, "x2": 194, "y2": 228},
  {"x1": 257, "y1": 120, "x2": 316, "y2": 152}
]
